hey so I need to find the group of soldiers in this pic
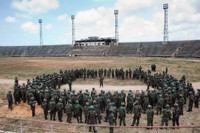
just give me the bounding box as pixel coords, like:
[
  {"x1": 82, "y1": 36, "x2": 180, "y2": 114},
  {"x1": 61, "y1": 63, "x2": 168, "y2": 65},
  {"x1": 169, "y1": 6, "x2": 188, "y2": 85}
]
[{"x1": 7, "y1": 66, "x2": 200, "y2": 133}]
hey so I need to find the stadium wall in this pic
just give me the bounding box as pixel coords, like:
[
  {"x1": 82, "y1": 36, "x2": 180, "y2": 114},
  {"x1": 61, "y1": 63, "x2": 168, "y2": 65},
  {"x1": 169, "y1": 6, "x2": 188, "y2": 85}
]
[{"x1": 0, "y1": 40, "x2": 199, "y2": 57}]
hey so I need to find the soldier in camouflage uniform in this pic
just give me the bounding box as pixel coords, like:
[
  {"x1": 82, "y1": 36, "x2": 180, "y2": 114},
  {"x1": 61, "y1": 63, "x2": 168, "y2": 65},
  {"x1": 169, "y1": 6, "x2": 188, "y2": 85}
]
[
  {"x1": 131, "y1": 101, "x2": 142, "y2": 126},
  {"x1": 157, "y1": 94, "x2": 164, "y2": 115},
  {"x1": 161, "y1": 104, "x2": 171, "y2": 128},
  {"x1": 29, "y1": 97, "x2": 37, "y2": 117},
  {"x1": 57, "y1": 98, "x2": 64, "y2": 122},
  {"x1": 42, "y1": 99, "x2": 48, "y2": 120},
  {"x1": 84, "y1": 102, "x2": 90, "y2": 123},
  {"x1": 99, "y1": 76, "x2": 104, "y2": 87},
  {"x1": 119, "y1": 102, "x2": 126, "y2": 126},
  {"x1": 74, "y1": 100, "x2": 83, "y2": 123},
  {"x1": 88, "y1": 105, "x2": 97, "y2": 132},
  {"x1": 49, "y1": 98, "x2": 56, "y2": 121},
  {"x1": 146, "y1": 105, "x2": 154, "y2": 129},
  {"x1": 187, "y1": 91, "x2": 194, "y2": 112},
  {"x1": 7, "y1": 90, "x2": 13, "y2": 110},
  {"x1": 65, "y1": 100, "x2": 73, "y2": 123},
  {"x1": 172, "y1": 103, "x2": 181, "y2": 127},
  {"x1": 178, "y1": 94, "x2": 184, "y2": 115},
  {"x1": 194, "y1": 93, "x2": 199, "y2": 108},
  {"x1": 109, "y1": 109, "x2": 115, "y2": 133}
]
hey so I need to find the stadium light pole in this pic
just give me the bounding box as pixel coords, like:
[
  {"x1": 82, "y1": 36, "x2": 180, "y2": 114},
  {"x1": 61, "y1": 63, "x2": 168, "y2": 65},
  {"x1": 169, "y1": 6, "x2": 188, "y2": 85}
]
[
  {"x1": 71, "y1": 15, "x2": 75, "y2": 46},
  {"x1": 163, "y1": 3, "x2": 169, "y2": 44},
  {"x1": 38, "y1": 19, "x2": 43, "y2": 47},
  {"x1": 114, "y1": 10, "x2": 119, "y2": 45}
]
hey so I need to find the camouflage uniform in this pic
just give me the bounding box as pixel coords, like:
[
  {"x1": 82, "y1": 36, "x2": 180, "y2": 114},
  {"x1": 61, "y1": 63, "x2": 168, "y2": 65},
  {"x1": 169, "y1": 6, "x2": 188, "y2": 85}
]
[
  {"x1": 172, "y1": 103, "x2": 181, "y2": 127},
  {"x1": 161, "y1": 104, "x2": 171, "y2": 127},
  {"x1": 131, "y1": 101, "x2": 142, "y2": 126},
  {"x1": 146, "y1": 105, "x2": 154, "y2": 129},
  {"x1": 7, "y1": 90, "x2": 13, "y2": 110},
  {"x1": 42, "y1": 99, "x2": 48, "y2": 120},
  {"x1": 57, "y1": 99, "x2": 64, "y2": 122},
  {"x1": 88, "y1": 106, "x2": 97, "y2": 132},
  {"x1": 65, "y1": 100, "x2": 73, "y2": 123},
  {"x1": 119, "y1": 102, "x2": 126, "y2": 126},
  {"x1": 49, "y1": 98, "x2": 57, "y2": 121}
]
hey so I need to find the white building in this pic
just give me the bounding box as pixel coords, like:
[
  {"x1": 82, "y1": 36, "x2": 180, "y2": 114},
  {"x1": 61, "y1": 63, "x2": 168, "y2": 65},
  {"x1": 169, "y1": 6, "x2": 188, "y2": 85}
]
[{"x1": 75, "y1": 36, "x2": 116, "y2": 47}]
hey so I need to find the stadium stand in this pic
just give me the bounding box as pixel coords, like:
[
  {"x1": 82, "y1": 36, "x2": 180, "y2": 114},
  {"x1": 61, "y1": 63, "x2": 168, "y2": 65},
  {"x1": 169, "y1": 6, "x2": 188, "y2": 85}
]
[{"x1": 0, "y1": 40, "x2": 199, "y2": 57}]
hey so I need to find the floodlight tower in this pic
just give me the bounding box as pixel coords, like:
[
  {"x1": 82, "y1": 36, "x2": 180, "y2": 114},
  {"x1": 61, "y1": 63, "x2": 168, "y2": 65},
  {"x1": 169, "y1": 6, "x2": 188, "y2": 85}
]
[
  {"x1": 71, "y1": 15, "x2": 75, "y2": 46},
  {"x1": 163, "y1": 3, "x2": 169, "y2": 43},
  {"x1": 114, "y1": 10, "x2": 119, "y2": 45},
  {"x1": 38, "y1": 19, "x2": 43, "y2": 47}
]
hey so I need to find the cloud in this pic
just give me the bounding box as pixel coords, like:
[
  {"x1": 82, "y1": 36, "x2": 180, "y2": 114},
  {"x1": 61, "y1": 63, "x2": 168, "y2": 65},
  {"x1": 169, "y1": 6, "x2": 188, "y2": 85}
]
[
  {"x1": 5, "y1": 16, "x2": 16, "y2": 23},
  {"x1": 45, "y1": 24, "x2": 52, "y2": 29},
  {"x1": 71, "y1": 0, "x2": 200, "y2": 42},
  {"x1": 12, "y1": 0, "x2": 59, "y2": 14},
  {"x1": 57, "y1": 14, "x2": 67, "y2": 21},
  {"x1": 21, "y1": 22, "x2": 39, "y2": 33}
]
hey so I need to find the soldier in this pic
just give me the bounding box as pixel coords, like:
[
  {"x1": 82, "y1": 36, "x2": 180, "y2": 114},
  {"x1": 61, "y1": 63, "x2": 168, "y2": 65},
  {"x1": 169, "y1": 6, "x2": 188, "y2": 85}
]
[
  {"x1": 172, "y1": 103, "x2": 181, "y2": 128},
  {"x1": 119, "y1": 102, "x2": 126, "y2": 126},
  {"x1": 14, "y1": 84, "x2": 20, "y2": 105},
  {"x1": 157, "y1": 95, "x2": 164, "y2": 115},
  {"x1": 67, "y1": 78, "x2": 72, "y2": 91},
  {"x1": 187, "y1": 91, "x2": 194, "y2": 112},
  {"x1": 151, "y1": 64, "x2": 156, "y2": 72},
  {"x1": 29, "y1": 97, "x2": 37, "y2": 117},
  {"x1": 84, "y1": 102, "x2": 90, "y2": 123},
  {"x1": 88, "y1": 105, "x2": 97, "y2": 132},
  {"x1": 166, "y1": 67, "x2": 168, "y2": 74},
  {"x1": 65, "y1": 100, "x2": 73, "y2": 123},
  {"x1": 161, "y1": 104, "x2": 171, "y2": 128},
  {"x1": 178, "y1": 94, "x2": 184, "y2": 115},
  {"x1": 131, "y1": 101, "x2": 142, "y2": 126},
  {"x1": 146, "y1": 105, "x2": 154, "y2": 129},
  {"x1": 21, "y1": 83, "x2": 27, "y2": 103},
  {"x1": 109, "y1": 109, "x2": 115, "y2": 133},
  {"x1": 49, "y1": 98, "x2": 56, "y2": 121},
  {"x1": 194, "y1": 93, "x2": 199, "y2": 108},
  {"x1": 74, "y1": 100, "x2": 83, "y2": 123},
  {"x1": 99, "y1": 76, "x2": 104, "y2": 87},
  {"x1": 57, "y1": 98, "x2": 64, "y2": 122},
  {"x1": 42, "y1": 99, "x2": 48, "y2": 120},
  {"x1": 7, "y1": 90, "x2": 13, "y2": 110}
]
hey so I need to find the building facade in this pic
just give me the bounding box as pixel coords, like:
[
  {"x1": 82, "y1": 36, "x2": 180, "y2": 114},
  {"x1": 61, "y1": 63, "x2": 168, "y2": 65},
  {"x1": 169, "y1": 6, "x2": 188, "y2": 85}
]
[{"x1": 75, "y1": 36, "x2": 116, "y2": 47}]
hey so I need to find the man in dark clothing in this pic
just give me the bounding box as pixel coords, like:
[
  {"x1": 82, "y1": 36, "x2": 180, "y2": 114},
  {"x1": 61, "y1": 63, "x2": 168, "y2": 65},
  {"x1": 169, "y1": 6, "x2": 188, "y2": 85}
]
[
  {"x1": 42, "y1": 99, "x2": 48, "y2": 120},
  {"x1": 29, "y1": 97, "x2": 37, "y2": 117},
  {"x1": 99, "y1": 76, "x2": 104, "y2": 87},
  {"x1": 88, "y1": 105, "x2": 97, "y2": 132},
  {"x1": 7, "y1": 90, "x2": 13, "y2": 110}
]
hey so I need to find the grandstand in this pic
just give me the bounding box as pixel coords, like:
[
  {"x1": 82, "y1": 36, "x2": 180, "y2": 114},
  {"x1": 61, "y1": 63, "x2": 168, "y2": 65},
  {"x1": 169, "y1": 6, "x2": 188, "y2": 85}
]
[{"x1": 0, "y1": 40, "x2": 199, "y2": 57}]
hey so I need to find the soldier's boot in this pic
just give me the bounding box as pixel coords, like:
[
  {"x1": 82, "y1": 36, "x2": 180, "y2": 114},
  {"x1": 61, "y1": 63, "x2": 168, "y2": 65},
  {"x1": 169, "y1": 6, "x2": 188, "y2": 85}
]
[
  {"x1": 99, "y1": 119, "x2": 101, "y2": 123},
  {"x1": 80, "y1": 117, "x2": 83, "y2": 123},
  {"x1": 89, "y1": 127, "x2": 92, "y2": 132},
  {"x1": 93, "y1": 127, "x2": 97, "y2": 132}
]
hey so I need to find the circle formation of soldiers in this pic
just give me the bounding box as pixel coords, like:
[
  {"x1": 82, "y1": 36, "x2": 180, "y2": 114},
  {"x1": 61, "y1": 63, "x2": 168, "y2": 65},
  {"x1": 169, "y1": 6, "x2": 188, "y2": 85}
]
[{"x1": 7, "y1": 65, "x2": 200, "y2": 133}]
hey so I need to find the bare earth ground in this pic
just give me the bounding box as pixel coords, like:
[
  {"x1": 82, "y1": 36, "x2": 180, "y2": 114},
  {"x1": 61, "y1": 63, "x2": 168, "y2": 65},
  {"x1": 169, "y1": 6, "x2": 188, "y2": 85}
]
[{"x1": 0, "y1": 57, "x2": 200, "y2": 132}]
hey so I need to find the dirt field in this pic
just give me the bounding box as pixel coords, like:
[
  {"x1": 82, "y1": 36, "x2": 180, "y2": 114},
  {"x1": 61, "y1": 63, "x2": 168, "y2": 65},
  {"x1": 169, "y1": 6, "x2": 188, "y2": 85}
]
[{"x1": 0, "y1": 57, "x2": 200, "y2": 133}]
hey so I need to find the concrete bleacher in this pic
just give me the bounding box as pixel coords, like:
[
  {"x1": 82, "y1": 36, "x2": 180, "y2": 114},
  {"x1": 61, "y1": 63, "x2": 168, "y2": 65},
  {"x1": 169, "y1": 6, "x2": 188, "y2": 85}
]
[
  {"x1": 0, "y1": 45, "x2": 72, "y2": 57},
  {"x1": 70, "y1": 45, "x2": 111, "y2": 56},
  {"x1": 0, "y1": 40, "x2": 199, "y2": 57}
]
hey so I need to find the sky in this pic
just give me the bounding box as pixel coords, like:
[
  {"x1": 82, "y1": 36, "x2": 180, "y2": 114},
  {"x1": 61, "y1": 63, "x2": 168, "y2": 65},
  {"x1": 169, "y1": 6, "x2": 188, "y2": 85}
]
[{"x1": 0, "y1": 0, "x2": 200, "y2": 46}]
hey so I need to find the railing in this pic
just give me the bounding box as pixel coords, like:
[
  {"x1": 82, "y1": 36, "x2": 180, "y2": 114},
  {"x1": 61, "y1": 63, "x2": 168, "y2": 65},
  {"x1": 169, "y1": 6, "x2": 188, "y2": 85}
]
[{"x1": 0, "y1": 116, "x2": 200, "y2": 133}]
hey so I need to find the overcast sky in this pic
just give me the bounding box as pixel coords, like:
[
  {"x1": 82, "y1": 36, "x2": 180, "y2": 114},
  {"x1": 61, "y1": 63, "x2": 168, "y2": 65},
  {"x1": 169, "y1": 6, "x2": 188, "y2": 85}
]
[{"x1": 0, "y1": 0, "x2": 200, "y2": 46}]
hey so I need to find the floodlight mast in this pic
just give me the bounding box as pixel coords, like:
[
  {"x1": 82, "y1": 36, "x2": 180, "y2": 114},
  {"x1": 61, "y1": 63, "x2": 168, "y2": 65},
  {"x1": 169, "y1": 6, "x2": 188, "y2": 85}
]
[
  {"x1": 163, "y1": 3, "x2": 169, "y2": 43},
  {"x1": 114, "y1": 10, "x2": 119, "y2": 45},
  {"x1": 38, "y1": 19, "x2": 43, "y2": 47},
  {"x1": 71, "y1": 15, "x2": 75, "y2": 46}
]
